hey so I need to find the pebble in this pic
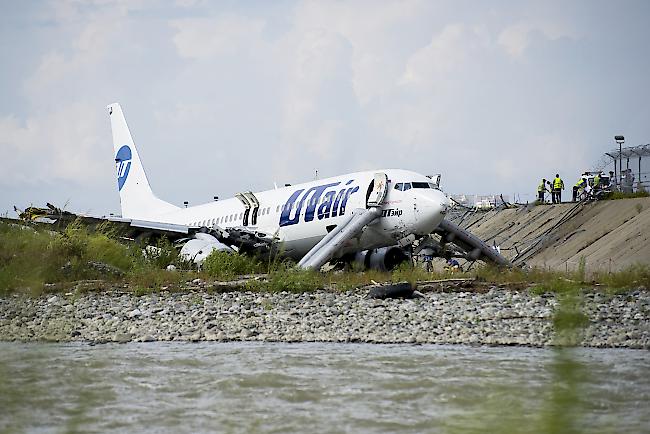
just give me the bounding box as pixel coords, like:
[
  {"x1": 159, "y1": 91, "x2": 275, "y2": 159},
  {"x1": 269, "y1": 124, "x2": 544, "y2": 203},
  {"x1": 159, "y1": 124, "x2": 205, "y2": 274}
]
[{"x1": 0, "y1": 289, "x2": 648, "y2": 348}]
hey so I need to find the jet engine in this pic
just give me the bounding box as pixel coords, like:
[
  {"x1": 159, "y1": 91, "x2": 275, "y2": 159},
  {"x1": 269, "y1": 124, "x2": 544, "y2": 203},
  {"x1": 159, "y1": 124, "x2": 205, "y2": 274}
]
[
  {"x1": 179, "y1": 233, "x2": 233, "y2": 266},
  {"x1": 354, "y1": 246, "x2": 410, "y2": 271}
]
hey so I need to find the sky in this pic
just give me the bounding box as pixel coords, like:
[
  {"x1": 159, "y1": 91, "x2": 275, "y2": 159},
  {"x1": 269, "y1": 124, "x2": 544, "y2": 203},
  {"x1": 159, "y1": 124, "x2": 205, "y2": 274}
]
[{"x1": 1, "y1": 0, "x2": 649, "y2": 217}]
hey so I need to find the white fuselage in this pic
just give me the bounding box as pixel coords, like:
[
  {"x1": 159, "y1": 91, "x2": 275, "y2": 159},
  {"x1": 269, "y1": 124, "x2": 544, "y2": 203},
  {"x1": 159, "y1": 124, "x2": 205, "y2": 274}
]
[
  {"x1": 147, "y1": 169, "x2": 449, "y2": 258},
  {"x1": 107, "y1": 102, "x2": 449, "y2": 259}
]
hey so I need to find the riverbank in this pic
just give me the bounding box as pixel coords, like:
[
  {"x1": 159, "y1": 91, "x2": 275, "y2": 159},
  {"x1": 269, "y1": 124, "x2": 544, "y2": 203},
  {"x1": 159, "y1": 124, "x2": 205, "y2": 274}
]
[{"x1": 1, "y1": 286, "x2": 648, "y2": 348}]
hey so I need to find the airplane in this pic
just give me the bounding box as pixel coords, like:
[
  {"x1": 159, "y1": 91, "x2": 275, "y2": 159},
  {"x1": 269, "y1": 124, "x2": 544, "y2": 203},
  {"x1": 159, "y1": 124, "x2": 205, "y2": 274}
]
[{"x1": 107, "y1": 103, "x2": 453, "y2": 270}]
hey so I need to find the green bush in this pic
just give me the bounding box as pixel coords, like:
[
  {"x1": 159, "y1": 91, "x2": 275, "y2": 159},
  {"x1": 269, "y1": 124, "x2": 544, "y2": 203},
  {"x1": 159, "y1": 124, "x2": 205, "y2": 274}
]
[
  {"x1": 0, "y1": 223, "x2": 54, "y2": 293},
  {"x1": 47, "y1": 222, "x2": 134, "y2": 281},
  {"x1": 202, "y1": 250, "x2": 264, "y2": 280},
  {"x1": 0, "y1": 221, "x2": 137, "y2": 293},
  {"x1": 137, "y1": 237, "x2": 189, "y2": 270}
]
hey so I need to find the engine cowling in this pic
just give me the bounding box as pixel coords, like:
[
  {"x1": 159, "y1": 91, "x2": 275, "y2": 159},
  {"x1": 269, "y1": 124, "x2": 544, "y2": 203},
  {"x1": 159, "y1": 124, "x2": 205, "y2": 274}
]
[
  {"x1": 179, "y1": 233, "x2": 233, "y2": 265},
  {"x1": 354, "y1": 246, "x2": 410, "y2": 271}
]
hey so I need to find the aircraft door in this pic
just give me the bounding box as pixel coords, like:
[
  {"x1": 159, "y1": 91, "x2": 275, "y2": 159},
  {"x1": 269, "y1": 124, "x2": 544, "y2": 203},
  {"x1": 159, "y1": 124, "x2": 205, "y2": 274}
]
[
  {"x1": 235, "y1": 193, "x2": 252, "y2": 226},
  {"x1": 243, "y1": 192, "x2": 260, "y2": 225},
  {"x1": 367, "y1": 173, "x2": 389, "y2": 207}
]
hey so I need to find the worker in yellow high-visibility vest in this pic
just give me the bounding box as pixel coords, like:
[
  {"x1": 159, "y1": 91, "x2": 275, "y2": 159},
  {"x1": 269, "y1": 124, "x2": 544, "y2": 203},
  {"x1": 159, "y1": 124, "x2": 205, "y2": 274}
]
[
  {"x1": 593, "y1": 173, "x2": 601, "y2": 193},
  {"x1": 537, "y1": 178, "x2": 548, "y2": 203},
  {"x1": 552, "y1": 174, "x2": 564, "y2": 203},
  {"x1": 573, "y1": 177, "x2": 586, "y2": 202}
]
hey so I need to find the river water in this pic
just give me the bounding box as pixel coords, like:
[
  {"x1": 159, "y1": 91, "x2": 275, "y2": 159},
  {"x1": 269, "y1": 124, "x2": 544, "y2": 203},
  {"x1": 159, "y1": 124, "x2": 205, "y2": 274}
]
[{"x1": 0, "y1": 342, "x2": 648, "y2": 433}]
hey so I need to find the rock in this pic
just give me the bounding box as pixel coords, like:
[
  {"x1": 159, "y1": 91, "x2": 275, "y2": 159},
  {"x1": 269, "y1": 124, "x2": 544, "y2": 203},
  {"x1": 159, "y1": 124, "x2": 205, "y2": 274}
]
[
  {"x1": 113, "y1": 333, "x2": 134, "y2": 343},
  {"x1": 368, "y1": 283, "x2": 415, "y2": 299},
  {"x1": 0, "y1": 288, "x2": 647, "y2": 348},
  {"x1": 86, "y1": 261, "x2": 125, "y2": 277}
]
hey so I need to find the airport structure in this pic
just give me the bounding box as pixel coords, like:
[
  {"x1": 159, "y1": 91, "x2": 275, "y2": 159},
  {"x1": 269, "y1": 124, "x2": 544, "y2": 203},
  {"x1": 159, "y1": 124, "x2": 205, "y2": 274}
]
[
  {"x1": 450, "y1": 194, "x2": 511, "y2": 209},
  {"x1": 599, "y1": 140, "x2": 650, "y2": 192}
]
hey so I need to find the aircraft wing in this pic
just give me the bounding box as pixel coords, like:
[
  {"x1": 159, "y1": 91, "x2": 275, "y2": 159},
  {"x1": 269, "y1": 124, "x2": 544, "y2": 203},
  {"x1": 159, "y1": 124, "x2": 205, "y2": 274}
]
[{"x1": 5, "y1": 204, "x2": 277, "y2": 254}]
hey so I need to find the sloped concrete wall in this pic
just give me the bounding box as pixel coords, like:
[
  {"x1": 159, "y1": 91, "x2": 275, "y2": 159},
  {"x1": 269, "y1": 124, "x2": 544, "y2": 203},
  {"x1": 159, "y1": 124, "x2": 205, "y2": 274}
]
[{"x1": 451, "y1": 198, "x2": 650, "y2": 272}]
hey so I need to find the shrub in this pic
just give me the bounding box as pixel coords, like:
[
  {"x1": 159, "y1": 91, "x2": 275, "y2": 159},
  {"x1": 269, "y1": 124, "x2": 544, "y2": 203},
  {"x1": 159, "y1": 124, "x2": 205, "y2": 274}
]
[
  {"x1": 138, "y1": 237, "x2": 189, "y2": 270},
  {"x1": 0, "y1": 223, "x2": 54, "y2": 293},
  {"x1": 202, "y1": 251, "x2": 264, "y2": 280}
]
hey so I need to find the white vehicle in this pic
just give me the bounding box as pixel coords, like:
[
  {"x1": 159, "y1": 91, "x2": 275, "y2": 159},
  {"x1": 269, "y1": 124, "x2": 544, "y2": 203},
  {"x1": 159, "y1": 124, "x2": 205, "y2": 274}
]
[{"x1": 108, "y1": 103, "x2": 450, "y2": 270}]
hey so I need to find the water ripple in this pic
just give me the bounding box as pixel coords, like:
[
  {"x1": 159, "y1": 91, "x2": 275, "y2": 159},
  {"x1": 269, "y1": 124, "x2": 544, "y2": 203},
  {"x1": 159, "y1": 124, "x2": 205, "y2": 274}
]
[{"x1": 0, "y1": 342, "x2": 649, "y2": 433}]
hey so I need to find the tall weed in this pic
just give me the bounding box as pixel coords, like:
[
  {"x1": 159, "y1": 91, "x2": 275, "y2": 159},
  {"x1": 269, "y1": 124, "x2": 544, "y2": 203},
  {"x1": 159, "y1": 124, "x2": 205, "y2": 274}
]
[{"x1": 202, "y1": 251, "x2": 264, "y2": 280}]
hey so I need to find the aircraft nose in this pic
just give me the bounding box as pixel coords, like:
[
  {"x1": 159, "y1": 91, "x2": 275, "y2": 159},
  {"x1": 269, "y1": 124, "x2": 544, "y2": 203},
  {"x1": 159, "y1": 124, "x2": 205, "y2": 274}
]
[{"x1": 414, "y1": 189, "x2": 449, "y2": 232}]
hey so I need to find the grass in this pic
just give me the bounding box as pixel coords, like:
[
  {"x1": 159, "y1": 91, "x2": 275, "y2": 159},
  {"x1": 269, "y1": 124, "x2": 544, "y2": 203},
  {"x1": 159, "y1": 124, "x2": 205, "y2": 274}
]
[
  {"x1": 0, "y1": 221, "x2": 195, "y2": 295},
  {"x1": 2, "y1": 220, "x2": 649, "y2": 296},
  {"x1": 604, "y1": 190, "x2": 649, "y2": 200},
  {"x1": 0, "y1": 221, "x2": 135, "y2": 294},
  {"x1": 202, "y1": 250, "x2": 265, "y2": 280}
]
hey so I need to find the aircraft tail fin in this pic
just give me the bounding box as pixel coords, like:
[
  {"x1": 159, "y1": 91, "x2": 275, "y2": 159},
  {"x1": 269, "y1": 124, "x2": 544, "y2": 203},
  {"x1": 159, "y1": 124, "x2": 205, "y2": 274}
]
[{"x1": 107, "y1": 103, "x2": 180, "y2": 220}]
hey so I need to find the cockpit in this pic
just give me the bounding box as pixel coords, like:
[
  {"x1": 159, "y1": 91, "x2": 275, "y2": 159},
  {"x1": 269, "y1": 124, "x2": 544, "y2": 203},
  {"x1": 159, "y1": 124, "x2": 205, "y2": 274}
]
[{"x1": 393, "y1": 181, "x2": 438, "y2": 191}]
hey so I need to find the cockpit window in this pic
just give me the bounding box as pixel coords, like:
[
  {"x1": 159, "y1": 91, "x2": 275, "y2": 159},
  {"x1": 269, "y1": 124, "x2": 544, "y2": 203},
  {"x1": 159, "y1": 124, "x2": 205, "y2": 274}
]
[
  {"x1": 394, "y1": 182, "x2": 414, "y2": 191},
  {"x1": 412, "y1": 182, "x2": 432, "y2": 189}
]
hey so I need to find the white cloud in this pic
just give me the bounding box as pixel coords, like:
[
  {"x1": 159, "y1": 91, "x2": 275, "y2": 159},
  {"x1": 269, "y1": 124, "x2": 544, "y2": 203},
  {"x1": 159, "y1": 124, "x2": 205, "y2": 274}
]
[
  {"x1": 498, "y1": 20, "x2": 576, "y2": 58},
  {"x1": 291, "y1": 0, "x2": 427, "y2": 105},
  {"x1": 400, "y1": 24, "x2": 477, "y2": 87},
  {"x1": 2, "y1": 0, "x2": 647, "y2": 214},
  {"x1": 170, "y1": 15, "x2": 266, "y2": 60},
  {"x1": 0, "y1": 103, "x2": 108, "y2": 186}
]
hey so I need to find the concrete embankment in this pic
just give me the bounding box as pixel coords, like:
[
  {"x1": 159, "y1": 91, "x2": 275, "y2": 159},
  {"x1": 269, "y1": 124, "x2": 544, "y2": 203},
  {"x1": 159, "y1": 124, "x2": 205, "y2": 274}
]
[
  {"x1": 1, "y1": 288, "x2": 648, "y2": 348},
  {"x1": 452, "y1": 197, "x2": 650, "y2": 272}
]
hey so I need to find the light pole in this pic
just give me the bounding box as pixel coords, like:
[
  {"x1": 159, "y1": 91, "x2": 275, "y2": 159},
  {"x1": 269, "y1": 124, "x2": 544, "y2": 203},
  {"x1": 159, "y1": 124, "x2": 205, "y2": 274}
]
[{"x1": 615, "y1": 135, "x2": 625, "y2": 189}]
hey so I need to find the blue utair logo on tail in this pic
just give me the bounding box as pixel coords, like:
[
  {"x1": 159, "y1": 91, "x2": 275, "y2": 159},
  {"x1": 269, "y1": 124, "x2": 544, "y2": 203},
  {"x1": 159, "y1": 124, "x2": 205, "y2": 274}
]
[{"x1": 115, "y1": 145, "x2": 132, "y2": 191}]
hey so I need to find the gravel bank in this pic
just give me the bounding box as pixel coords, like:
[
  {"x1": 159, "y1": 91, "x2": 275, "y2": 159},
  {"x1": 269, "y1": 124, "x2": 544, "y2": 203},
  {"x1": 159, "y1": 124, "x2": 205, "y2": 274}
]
[{"x1": 1, "y1": 289, "x2": 648, "y2": 348}]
